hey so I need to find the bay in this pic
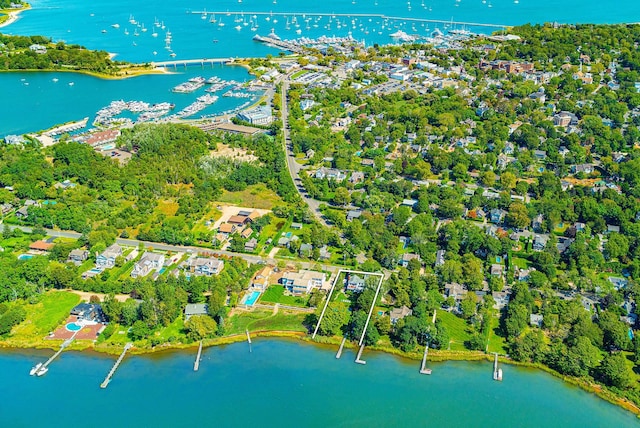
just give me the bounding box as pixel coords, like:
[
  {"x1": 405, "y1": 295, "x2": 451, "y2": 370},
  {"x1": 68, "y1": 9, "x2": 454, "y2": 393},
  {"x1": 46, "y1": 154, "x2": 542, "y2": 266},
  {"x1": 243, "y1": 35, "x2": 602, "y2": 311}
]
[{"x1": 0, "y1": 339, "x2": 637, "y2": 427}]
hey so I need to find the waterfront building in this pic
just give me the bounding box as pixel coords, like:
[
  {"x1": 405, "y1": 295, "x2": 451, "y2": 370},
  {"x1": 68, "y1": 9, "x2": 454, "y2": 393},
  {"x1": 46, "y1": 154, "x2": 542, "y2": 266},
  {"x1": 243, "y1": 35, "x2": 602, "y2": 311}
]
[{"x1": 236, "y1": 106, "x2": 273, "y2": 125}]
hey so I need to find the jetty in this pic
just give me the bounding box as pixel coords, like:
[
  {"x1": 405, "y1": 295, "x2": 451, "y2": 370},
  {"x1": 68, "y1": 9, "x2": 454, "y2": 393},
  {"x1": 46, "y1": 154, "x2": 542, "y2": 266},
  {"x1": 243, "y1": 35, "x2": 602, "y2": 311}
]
[
  {"x1": 191, "y1": 11, "x2": 508, "y2": 29},
  {"x1": 336, "y1": 337, "x2": 347, "y2": 359},
  {"x1": 419, "y1": 342, "x2": 432, "y2": 375},
  {"x1": 100, "y1": 343, "x2": 132, "y2": 389},
  {"x1": 493, "y1": 353, "x2": 503, "y2": 381},
  {"x1": 30, "y1": 331, "x2": 78, "y2": 376},
  {"x1": 193, "y1": 340, "x2": 203, "y2": 371}
]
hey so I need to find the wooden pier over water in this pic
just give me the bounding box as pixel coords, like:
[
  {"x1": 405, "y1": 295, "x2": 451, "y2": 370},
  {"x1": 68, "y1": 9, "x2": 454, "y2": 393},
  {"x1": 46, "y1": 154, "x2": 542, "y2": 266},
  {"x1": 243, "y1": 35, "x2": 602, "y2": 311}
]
[
  {"x1": 100, "y1": 343, "x2": 132, "y2": 389},
  {"x1": 190, "y1": 11, "x2": 508, "y2": 29},
  {"x1": 31, "y1": 331, "x2": 79, "y2": 376},
  {"x1": 151, "y1": 58, "x2": 235, "y2": 69},
  {"x1": 194, "y1": 340, "x2": 203, "y2": 371}
]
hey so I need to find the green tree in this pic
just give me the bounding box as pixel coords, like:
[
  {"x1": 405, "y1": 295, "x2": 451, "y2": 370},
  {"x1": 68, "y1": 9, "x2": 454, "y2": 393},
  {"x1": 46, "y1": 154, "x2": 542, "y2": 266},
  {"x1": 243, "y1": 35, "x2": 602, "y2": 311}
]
[
  {"x1": 318, "y1": 301, "x2": 350, "y2": 336},
  {"x1": 185, "y1": 315, "x2": 218, "y2": 341},
  {"x1": 598, "y1": 352, "x2": 633, "y2": 389}
]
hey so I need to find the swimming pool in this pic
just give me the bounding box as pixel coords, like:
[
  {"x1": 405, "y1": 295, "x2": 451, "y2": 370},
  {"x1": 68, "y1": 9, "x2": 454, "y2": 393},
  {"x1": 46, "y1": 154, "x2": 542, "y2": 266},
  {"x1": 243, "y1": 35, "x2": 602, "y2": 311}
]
[
  {"x1": 88, "y1": 268, "x2": 102, "y2": 274},
  {"x1": 496, "y1": 256, "x2": 502, "y2": 263},
  {"x1": 159, "y1": 268, "x2": 166, "y2": 274},
  {"x1": 242, "y1": 291, "x2": 261, "y2": 306},
  {"x1": 66, "y1": 323, "x2": 82, "y2": 332},
  {"x1": 18, "y1": 254, "x2": 34, "y2": 260}
]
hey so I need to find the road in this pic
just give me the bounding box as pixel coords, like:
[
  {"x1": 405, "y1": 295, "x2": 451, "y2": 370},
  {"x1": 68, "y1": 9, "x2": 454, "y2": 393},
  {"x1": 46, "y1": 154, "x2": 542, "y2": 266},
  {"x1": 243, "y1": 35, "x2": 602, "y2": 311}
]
[
  {"x1": 8, "y1": 225, "x2": 341, "y2": 273},
  {"x1": 280, "y1": 77, "x2": 332, "y2": 228}
]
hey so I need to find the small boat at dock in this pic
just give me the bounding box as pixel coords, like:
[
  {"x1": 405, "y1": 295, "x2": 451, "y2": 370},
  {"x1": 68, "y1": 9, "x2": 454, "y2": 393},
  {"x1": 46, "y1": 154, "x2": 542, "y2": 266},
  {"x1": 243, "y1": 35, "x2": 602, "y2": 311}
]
[{"x1": 30, "y1": 363, "x2": 43, "y2": 376}]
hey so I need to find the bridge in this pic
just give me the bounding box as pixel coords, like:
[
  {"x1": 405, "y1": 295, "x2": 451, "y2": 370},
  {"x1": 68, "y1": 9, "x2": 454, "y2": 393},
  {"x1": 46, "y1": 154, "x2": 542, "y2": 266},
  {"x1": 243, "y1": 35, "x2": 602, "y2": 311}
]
[
  {"x1": 150, "y1": 57, "x2": 237, "y2": 68},
  {"x1": 190, "y1": 10, "x2": 509, "y2": 29}
]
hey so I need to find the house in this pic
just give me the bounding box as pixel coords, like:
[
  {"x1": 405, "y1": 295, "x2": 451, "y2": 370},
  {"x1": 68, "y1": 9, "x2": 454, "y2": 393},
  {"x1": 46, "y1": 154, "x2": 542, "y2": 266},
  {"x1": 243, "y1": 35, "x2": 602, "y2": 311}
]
[
  {"x1": 530, "y1": 314, "x2": 544, "y2": 328},
  {"x1": 252, "y1": 266, "x2": 273, "y2": 291},
  {"x1": 399, "y1": 253, "x2": 421, "y2": 267},
  {"x1": 15, "y1": 206, "x2": 29, "y2": 219},
  {"x1": 533, "y1": 150, "x2": 547, "y2": 161},
  {"x1": 318, "y1": 246, "x2": 331, "y2": 260},
  {"x1": 29, "y1": 44, "x2": 47, "y2": 54},
  {"x1": 572, "y1": 164, "x2": 595, "y2": 174},
  {"x1": 291, "y1": 222, "x2": 303, "y2": 230},
  {"x1": 219, "y1": 223, "x2": 236, "y2": 235},
  {"x1": 533, "y1": 234, "x2": 548, "y2": 251},
  {"x1": 401, "y1": 199, "x2": 418, "y2": 208},
  {"x1": 186, "y1": 257, "x2": 224, "y2": 276},
  {"x1": 350, "y1": 171, "x2": 365, "y2": 184},
  {"x1": 608, "y1": 277, "x2": 628, "y2": 291},
  {"x1": 280, "y1": 270, "x2": 325, "y2": 295},
  {"x1": 390, "y1": 306, "x2": 413, "y2": 324},
  {"x1": 346, "y1": 274, "x2": 366, "y2": 292},
  {"x1": 29, "y1": 240, "x2": 54, "y2": 253},
  {"x1": 315, "y1": 167, "x2": 346, "y2": 181},
  {"x1": 0, "y1": 203, "x2": 12, "y2": 215},
  {"x1": 606, "y1": 224, "x2": 621, "y2": 234},
  {"x1": 490, "y1": 264, "x2": 504, "y2": 276},
  {"x1": 245, "y1": 238, "x2": 258, "y2": 252},
  {"x1": 492, "y1": 291, "x2": 510, "y2": 310},
  {"x1": 228, "y1": 215, "x2": 249, "y2": 225},
  {"x1": 299, "y1": 243, "x2": 313, "y2": 257},
  {"x1": 435, "y1": 250, "x2": 446, "y2": 267},
  {"x1": 241, "y1": 227, "x2": 253, "y2": 239},
  {"x1": 184, "y1": 303, "x2": 208, "y2": 321},
  {"x1": 361, "y1": 158, "x2": 376, "y2": 167},
  {"x1": 347, "y1": 210, "x2": 363, "y2": 222},
  {"x1": 67, "y1": 249, "x2": 89, "y2": 265},
  {"x1": 96, "y1": 244, "x2": 122, "y2": 269},
  {"x1": 532, "y1": 214, "x2": 544, "y2": 232},
  {"x1": 131, "y1": 252, "x2": 165, "y2": 278},
  {"x1": 444, "y1": 283, "x2": 467, "y2": 304},
  {"x1": 489, "y1": 209, "x2": 506, "y2": 224},
  {"x1": 70, "y1": 303, "x2": 105, "y2": 323},
  {"x1": 516, "y1": 267, "x2": 533, "y2": 282}
]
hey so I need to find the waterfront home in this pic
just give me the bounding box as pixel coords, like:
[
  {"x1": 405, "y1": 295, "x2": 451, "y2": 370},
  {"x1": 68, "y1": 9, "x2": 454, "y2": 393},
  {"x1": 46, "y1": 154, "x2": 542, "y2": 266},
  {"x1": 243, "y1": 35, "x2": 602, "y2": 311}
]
[
  {"x1": 390, "y1": 306, "x2": 413, "y2": 324},
  {"x1": 185, "y1": 256, "x2": 224, "y2": 276},
  {"x1": 280, "y1": 270, "x2": 325, "y2": 295},
  {"x1": 29, "y1": 44, "x2": 47, "y2": 54},
  {"x1": 29, "y1": 240, "x2": 54, "y2": 254},
  {"x1": 346, "y1": 274, "x2": 366, "y2": 293},
  {"x1": 251, "y1": 266, "x2": 273, "y2": 291},
  {"x1": 96, "y1": 244, "x2": 122, "y2": 269},
  {"x1": 131, "y1": 252, "x2": 165, "y2": 278},
  {"x1": 184, "y1": 303, "x2": 208, "y2": 321},
  {"x1": 70, "y1": 303, "x2": 105, "y2": 323},
  {"x1": 67, "y1": 249, "x2": 89, "y2": 265}
]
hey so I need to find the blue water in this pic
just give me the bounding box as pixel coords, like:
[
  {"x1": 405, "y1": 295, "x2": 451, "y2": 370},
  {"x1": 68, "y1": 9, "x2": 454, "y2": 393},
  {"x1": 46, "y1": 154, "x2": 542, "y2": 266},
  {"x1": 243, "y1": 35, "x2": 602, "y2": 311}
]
[
  {"x1": 242, "y1": 290, "x2": 261, "y2": 306},
  {"x1": 0, "y1": 340, "x2": 637, "y2": 427},
  {"x1": 3, "y1": 0, "x2": 640, "y2": 136},
  {"x1": 65, "y1": 323, "x2": 81, "y2": 331},
  {"x1": 17, "y1": 254, "x2": 34, "y2": 260}
]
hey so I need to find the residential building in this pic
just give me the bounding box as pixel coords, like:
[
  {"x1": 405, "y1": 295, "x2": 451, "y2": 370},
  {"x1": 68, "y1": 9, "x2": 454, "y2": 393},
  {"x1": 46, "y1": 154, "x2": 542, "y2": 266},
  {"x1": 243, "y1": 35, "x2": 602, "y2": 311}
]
[
  {"x1": 533, "y1": 234, "x2": 548, "y2": 251},
  {"x1": 280, "y1": 270, "x2": 325, "y2": 295},
  {"x1": 251, "y1": 266, "x2": 273, "y2": 291},
  {"x1": 399, "y1": 253, "x2": 421, "y2": 267},
  {"x1": 315, "y1": 167, "x2": 346, "y2": 181},
  {"x1": 390, "y1": 306, "x2": 413, "y2": 324},
  {"x1": 67, "y1": 249, "x2": 89, "y2": 265},
  {"x1": 96, "y1": 244, "x2": 122, "y2": 269},
  {"x1": 245, "y1": 238, "x2": 258, "y2": 252},
  {"x1": 70, "y1": 303, "x2": 105, "y2": 323},
  {"x1": 435, "y1": 250, "x2": 446, "y2": 267},
  {"x1": 185, "y1": 257, "x2": 224, "y2": 276},
  {"x1": 29, "y1": 240, "x2": 54, "y2": 254},
  {"x1": 530, "y1": 314, "x2": 544, "y2": 328},
  {"x1": 346, "y1": 274, "x2": 366, "y2": 292},
  {"x1": 184, "y1": 303, "x2": 208, "y2": 321},
  {"x1": 131, "y1": 252, "x2": 165, "y2": 278}
]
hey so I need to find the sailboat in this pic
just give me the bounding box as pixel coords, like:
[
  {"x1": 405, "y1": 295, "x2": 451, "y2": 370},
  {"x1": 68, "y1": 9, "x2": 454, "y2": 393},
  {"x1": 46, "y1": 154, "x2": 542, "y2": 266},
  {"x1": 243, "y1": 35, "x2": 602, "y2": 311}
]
[{"x1": 210, "y1": 14, "x2": 217, "y2": 23}]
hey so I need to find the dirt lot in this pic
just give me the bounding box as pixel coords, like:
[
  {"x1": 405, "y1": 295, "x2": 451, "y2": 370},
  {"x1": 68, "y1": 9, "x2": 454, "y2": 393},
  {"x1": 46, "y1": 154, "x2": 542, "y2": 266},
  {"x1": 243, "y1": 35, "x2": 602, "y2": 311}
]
[{"x1": 210, "y1": 144, "x2": 259, "y2": 163}]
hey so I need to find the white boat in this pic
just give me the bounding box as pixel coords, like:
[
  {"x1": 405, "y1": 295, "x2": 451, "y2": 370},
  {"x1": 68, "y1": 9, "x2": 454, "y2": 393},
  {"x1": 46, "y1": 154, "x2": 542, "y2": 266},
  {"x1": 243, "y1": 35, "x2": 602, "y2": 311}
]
[
  {"x1": 52, "y1": 78, "x2": 59, "y2": 82},
  {"x1": 111, "y1": 23, "x2": 120, "y2": 29},
  {"x1": 235, "y1": 25, "x2": 242, "y2": 31},
  {"x1": 69, "y1": 82, "x2": 75, "y2": 86},
  {"x1": 30, "y1": 363, "x2": 43, "y2": 376},
  {"x1": 141, "y1": 24, "x2": 147, "y2": 32},
  {"x1": 36, "y1": 366, "x2": 48, "y2": 376},
  {"x1": 152, "y1": 32, "x2": 158, "y2": 37}
]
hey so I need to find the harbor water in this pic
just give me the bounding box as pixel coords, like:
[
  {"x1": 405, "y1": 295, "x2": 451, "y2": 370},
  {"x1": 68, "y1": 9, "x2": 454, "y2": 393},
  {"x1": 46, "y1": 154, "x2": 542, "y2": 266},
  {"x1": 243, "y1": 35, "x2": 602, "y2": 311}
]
[{"x1": 0, "y1": 339, "x2": 637, "y2": 427}]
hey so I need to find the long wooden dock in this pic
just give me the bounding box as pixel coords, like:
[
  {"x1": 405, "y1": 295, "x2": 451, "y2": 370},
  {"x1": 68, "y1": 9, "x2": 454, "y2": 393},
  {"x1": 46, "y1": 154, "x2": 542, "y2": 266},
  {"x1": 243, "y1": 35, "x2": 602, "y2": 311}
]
[
  {"x1": 420, "y1": 343, "x2": 432, "y2": 375},
  {"x1": 194, "y1": 341, "x2": 203, "y2": 371},
  {"x1": 493, "y1": 353, "x2": 502, "y2": 381},
  {"x1": 355, "y1": 345, "x2": 366, "y2": 365},
  {"x1": 100, "y1": 343, "x2": 132, "y2": 389},
  {"x1": 336, "y1": 337, "x2": 347, "y2": 359},
  {"x1": 31, "y1": 331, "x2": 78, "y2": 376}
]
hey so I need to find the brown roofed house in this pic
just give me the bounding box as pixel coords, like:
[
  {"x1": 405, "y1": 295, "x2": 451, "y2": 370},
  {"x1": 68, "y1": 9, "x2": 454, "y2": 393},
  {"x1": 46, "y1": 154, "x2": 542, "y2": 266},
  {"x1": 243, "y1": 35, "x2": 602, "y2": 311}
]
[
  {"x1": 219, "y1": 223, "x2": 236, "y2": 234},
  {"x1": 228, "y1": 215, "x2": 248, "y2": 225},
  {"x1": 29, "y1": 240, "x2": 54, "y2": 253}
]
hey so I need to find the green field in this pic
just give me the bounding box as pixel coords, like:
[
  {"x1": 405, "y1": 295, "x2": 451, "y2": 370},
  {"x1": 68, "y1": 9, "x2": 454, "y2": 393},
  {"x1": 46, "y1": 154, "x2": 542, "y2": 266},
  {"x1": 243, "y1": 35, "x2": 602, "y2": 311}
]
[
  {"x1": 227, "y1": 309, "x2": 307, "y2": 334},
  {"x1": 10, "y1": 291, "x2": 80, "y2": 340},
  {"x1": 259, "y1": 286, "x2": 309, "y2": 307},
  {"x1": 217, "y1": 184, "x2": 282, "y2": 209},
  {"x1": 437, "y1": 310, "x2": 472, "y2": 351}
]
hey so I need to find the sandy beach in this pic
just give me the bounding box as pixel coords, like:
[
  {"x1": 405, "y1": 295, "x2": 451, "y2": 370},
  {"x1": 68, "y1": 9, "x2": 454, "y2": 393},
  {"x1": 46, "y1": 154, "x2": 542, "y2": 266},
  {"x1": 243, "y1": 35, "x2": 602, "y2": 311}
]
[{"x1": 0, "y1": 6, "x2": 29, "y2": 29}]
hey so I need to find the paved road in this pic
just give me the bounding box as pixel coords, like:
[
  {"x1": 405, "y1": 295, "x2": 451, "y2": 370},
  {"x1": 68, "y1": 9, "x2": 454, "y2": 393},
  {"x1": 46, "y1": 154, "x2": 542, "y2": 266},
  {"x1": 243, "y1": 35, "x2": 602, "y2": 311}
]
[
  {"x1": 8, "y1": 225, "x2": 341, "y2": 273},
  {"x1": 280, "y1": 77, "x2": 331, "y2": 228}
]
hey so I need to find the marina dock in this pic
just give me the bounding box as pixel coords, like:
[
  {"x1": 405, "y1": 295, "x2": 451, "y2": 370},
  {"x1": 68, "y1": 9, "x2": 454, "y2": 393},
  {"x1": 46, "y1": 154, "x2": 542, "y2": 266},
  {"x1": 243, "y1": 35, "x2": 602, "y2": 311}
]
[
  {"x1": 100, "y1": 343, "x2": 132, "y2": 389},
  {"x1": 336, "y1": 337, "x2": 347, "y2": 359},
  {"x1": 30, "y1": 332, "x2": 78, "y2": 376},
  {"x1": 194, "y1": 340, "x2": 203, "y2": 371}
]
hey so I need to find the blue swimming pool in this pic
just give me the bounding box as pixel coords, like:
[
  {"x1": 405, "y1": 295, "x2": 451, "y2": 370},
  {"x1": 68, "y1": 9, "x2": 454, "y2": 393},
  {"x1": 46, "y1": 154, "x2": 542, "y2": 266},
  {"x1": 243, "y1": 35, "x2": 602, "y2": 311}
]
[
  {"x1": 242, "y1": 291, "x2": 261, "y2": 306},
  {"x1": 285, "y1": 232, "x2": 292, "y2": 238},
  {"x1": 66, "y1": 323, "x2": 82, "y2": 332},
  {"x1": 159, "y1": 268, "x2": 166, "y2": 274},
  {"x1": 88, "y1": 268, "x2": 102, "y2": 274},
  {"x1": 496, "y1": 256, "x2": 502, "y2": 263},
  {"x1": 18, "y1": 254, "x2": 34, "y2": 260}
]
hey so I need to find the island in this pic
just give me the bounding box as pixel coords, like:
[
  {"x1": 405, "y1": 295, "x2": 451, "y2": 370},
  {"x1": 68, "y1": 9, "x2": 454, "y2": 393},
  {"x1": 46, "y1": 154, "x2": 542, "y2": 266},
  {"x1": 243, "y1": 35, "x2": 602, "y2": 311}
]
[{"x1": 2, "y1": 22, "x2": 640, "y2": 416}]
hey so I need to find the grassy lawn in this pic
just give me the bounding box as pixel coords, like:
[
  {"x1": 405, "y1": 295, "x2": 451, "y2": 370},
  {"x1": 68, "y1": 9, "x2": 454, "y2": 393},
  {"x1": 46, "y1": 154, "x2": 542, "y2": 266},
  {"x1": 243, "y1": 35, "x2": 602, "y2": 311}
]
[
  {"x1": 226, "y1": 310, "x2": 273, "y2": 334},
  {"x1": 156, "y1": 200, "x2": 179, "y2": 216},
  {"x1": 486, "y1": 315, "x2": 508, "y2": 354},
  {"x1": 291, "y1": 69, "x2": 310, "y2": 80},
  {"x1": 192, "y1": 204, "x2": 223, "y2": 234},
  {"x1": 437, "y1": 310, "x2": 472, "y2": 351},
  {"x1": 217, "y1": 184, "x2": 282, "y2": 209},
  {"x1": 511, "y1": 257, "x2": 530, "y2": 269},
  {"x1": 259, "y1": 285, "x2": 310, "y2": 307},
  {"x1": 249, "y1": 312, "x2": 307, "y2": 332},
  {"x1": 10, "y1": 291, "x2": 80, "y2": 340}
]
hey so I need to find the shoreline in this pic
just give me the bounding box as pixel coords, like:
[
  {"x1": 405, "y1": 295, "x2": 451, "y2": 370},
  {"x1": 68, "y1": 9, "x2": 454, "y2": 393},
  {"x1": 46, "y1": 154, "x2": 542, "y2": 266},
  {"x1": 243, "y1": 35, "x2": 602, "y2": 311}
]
[
  {"x1": 2, "y1": 330, "x2": 639, "y2": 417},
  {"x1": 0, "y1": 66, "x2": 171, "y2": 80},
  {"x1": 0, "y1": 4, "x2": 30, "y2": 29}
]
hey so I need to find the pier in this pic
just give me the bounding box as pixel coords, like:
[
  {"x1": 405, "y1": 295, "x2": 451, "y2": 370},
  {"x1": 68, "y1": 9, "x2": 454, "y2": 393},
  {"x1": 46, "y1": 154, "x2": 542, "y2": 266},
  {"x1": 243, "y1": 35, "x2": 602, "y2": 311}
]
[
  {"x1": 335, "y1": 337, "x2": 347, "y2": 359},
  {"x1": 194, "y1": 340, "x2": 203, "y2": 371},
  {"x1": 150, "y1": 57, "x2": 235, "y2": 69},
  {"x1": 355, "y1": 345, "x2": 366, "y2": 365},
  {"x1": 493, "y1": 353, "x2": 503, "y2": 381},
  {"x1": 246, "y1": 329, "x2": 252, "y2": 353},
  {"x1": 100, "y1": 343, "x2": 132, "y2": 389},
  {"x1": 31, "y1": 331, "x2": 78, "y2": 376},
  {"x1": 191, "y1": 11, "x2": 508, "y2": 30},
  {"x1": 419, "y1": 343, "x2": 432, "y2": 375}
]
